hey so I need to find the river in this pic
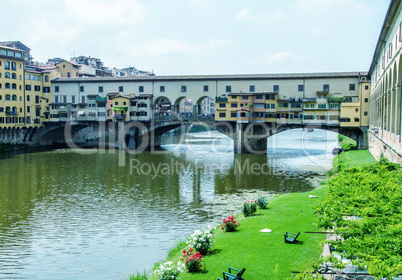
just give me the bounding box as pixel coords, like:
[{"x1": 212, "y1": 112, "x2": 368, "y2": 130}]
[{"x1": 0, "y1": 128, "x2": 338, "y2": 280}]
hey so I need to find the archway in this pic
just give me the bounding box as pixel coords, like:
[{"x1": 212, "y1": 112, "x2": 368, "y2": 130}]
[
  {"x1": 154, "y1": 96, "x2": 172, "y2": 115},
  {"x1": 195, "y1": 96, "x2": 215, "y2": 116}
]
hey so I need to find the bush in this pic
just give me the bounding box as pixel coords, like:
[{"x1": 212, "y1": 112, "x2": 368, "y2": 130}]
[
  {"x1": 257, "y1": 196, "x2": 268, "y2": 209},
  {"x1": 154, "y1": 261, "x2": 185, "y2": 280},
  {"x1": 221, "y1": 215, "x2": 240, "y2": 232},
  {"x1": 187, "y1": 226, "x2": 214, "y2": 255},
  {"x1": 243, "y1": 199, "x2": 258, "y2": 216},
  {"x1": 182, "y1": 248, "x2": 203, "y2": 272},
  {"x1": 337, "y1": 134, "x2": 357, "y2": 151}
]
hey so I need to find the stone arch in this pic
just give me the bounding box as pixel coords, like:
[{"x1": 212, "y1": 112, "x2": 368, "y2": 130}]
[
  {"x1": 154, "y1": 96, "x2": 172, "y2": 114},
  {"x1": 173, "y1": 96, "x2": 190, "y2": 114},
  {"x1": 195, "y1": 96, "x2": 215, "y2": 115}
]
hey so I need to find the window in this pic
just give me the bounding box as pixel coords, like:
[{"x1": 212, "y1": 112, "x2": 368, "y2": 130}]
[
  {"x1": 278, "y1": 102, "x2": 288, "y2": 108},
  {"x1": 160, "y1": 86, "x2": 165, "y2": 92},
  {"x1": 82, "y1": 96, "x2": 85, "y2": 103},
  {"x1": 11, "y1": 73, "x2": 16, "y2": 79},
  {"x1": 55, "y1": 96, "x2": 59, "y2": 103},
  {"x1": 5, "y1": 72, "x2": 10, "y2": 78},
  {"x1": 231, "y1": 113, "x2": 237, "y2": 117},
  {"x1": 5, "y1": 83, "x2": 10, "y2": 89},
  {"x1": 25, "y1": 85, "x2": 31, "y2": 91},
  {"x1": 5, "y1": 61, "x2": 10, "y2": 70},
  {"x1": 11, "y1": 62, "x2": 16, "y2": 71},
  {"x1": 364, "y1": 98, "x2": 368, "y2": 102},
  {"x1": 12, "y1": 83, "x2": 17, "y2": 89},
  {"x1": 35, "y1": 96, "x2": 40, "y2": 103},
  {"x1": 329, "y1": 103, "x2": 340, "y2": 109},
  {"x1": 255, "y1": 95, "x2": 263, "y2": 99},
  {"x1": 226, "y1": 85, "x2": 231, "y2": 93},
  {"x1": 139, "y1": 86, "x2": 144, "y2": 92},
  {"x1": 231, "y1": 103, "x2": 237, "y2": 108},
  {"x1": 219, "y1": 113, "x2": 226, "y2": 118},
  {"x1": 27, "y1": 106, "x2": 30, "y2": 113},
  {"x1": 354, "y1": 118, "x2": 360, "y2": 122},
  {"x1": 72, "y1": 96, "x2": 76, "y2": 103},
  {"x1": 34, "y1": 85, "x2": 41, "y2": 91},
  {"x1": 298, "y1": 85, "x2": 304, "y2": 91},
  {"x1": 349, "y1": 84, "x2": 355, "y2": 91},
  {"x1": 0, "y1": 50, "x2": 6, "y2": 55},
  {"x1": 365, "y1": 85, "x2": 369, "y2": 90},
  {"x1": 80, "y1": 86, "x2": 84, "y2": 92},
  {"x1": 203, "y1": 85, "x2": 208, "y2": 92},
  {"x1": 119, "y1": 86, "x2": 124, "y2": 92},
  {"x1": 318, "y1": 104, "x2": 327, "y2": 109},
  {"x1": 254, "y1": 104, "x2": 264, "y2": 108},
  {"x1": 329, "y1": 115, "x2": 339, "y2": 121},
  {"x1": 181, "y1": 85, "x2": 187, "y2": 92},
  {"x1": 45, "y1": 76, "x2": 49, "y2": 82},
  {"x1": 219, "y1": 103, "x2": 226, "y2": 108},
  {"x1": 55, "y1": 86, "x2": 59, "y2": 92},
  {"x1": 242, "y1": 96, "x2": 248, "y2": 100},
  {"x1": 26, "y1": 95, "x2": 30, "y2": 102},
  {"x1": 273, "y1": 85, "x2": 279, "y2": 92},
  {"x1": 250, "y1": 85, "x2": 255, "y2": 92},
  {"x1": 364, "y1": 111, "x2": 368, "y2": 116},
  {"x1": 67, "y1": 72, "x2": 71, "y2": 77},
  {"x1": 323, "y1": 84, "x2": 329, "y2": 91},
  {"x1": 0, "y1": 108, "x2": 3, "y2": 112},
  {"x1": 12, "y1": 95, "x2": 17, "y2": 101},
  {"x1": 271, "y1": 103, "x2": 275, "y2": 109}
]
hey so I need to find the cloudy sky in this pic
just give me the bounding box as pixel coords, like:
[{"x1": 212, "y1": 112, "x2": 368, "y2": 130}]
[{"x1": 1, "y1": 0, "x2": 390, "y2": 75}]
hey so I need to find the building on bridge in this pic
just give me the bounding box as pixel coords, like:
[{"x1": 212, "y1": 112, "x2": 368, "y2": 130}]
[
  {"x1": 368, "y1": 0, "x2": 402, "y2": 163},
  {"x1": 214, "y1": 73, "x2": 370, "y2": 130}
]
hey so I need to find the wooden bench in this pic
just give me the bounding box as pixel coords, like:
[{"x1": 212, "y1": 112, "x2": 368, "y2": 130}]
[
  {"x1": 284, "y1": 231, "x2": 300, "y2": 243},
  {"x1": 217, "y1": 267, "x2": 246, "y2": 280}
]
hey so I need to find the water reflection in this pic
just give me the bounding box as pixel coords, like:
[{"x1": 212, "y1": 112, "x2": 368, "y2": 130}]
[{"x1": 0, "y1": 129, "x2": 337, "y2": 279}]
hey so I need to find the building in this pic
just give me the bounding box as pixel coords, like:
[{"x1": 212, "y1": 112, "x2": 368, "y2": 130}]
[
  {"x1": 0, "y1": 41, "x2": 32, "y2": 63},
  {"x1": 214, "y1": 73, "x2": 370, "y2": 129},
  {"x1": 0, "y1": 45, "x2": 25, "y2": 127},
  {"x1": 55, "y1": 60, "x2": 80, "y2": 78},
  {"x1": 368, "y1": 0, "x2": 402, "y2": 163},
  {"x1": 201, "y1": 97, "x2": 215, "y2": 115}
]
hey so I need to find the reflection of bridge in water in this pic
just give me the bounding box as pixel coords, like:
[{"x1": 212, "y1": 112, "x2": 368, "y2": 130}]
[{"x1": 0, "y1": 115, "x2": 367, "y2": 154}]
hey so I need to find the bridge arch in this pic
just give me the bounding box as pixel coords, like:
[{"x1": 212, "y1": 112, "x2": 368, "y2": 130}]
[{"x1": 154, "y1": 96, "x2": 172, "y2": 114}]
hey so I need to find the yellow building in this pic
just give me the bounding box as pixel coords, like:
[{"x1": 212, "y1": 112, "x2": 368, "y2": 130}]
[
  {"x1": 0, "y1": 45, "x2": 25, "y2": 127},
  {"x1": 55, "y1": 60, "x2": 80, "y2": 78},
  {"x1": 24, "y1": 65, "x2": 60, "y2": 126}
]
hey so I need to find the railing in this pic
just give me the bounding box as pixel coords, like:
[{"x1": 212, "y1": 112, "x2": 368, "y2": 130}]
[
  {"x1": 5, "y1": 111, "x2": 18, "y2": 116},
  {"x1": 153, "y1": 115, "x2": 215, "y2": 122}
]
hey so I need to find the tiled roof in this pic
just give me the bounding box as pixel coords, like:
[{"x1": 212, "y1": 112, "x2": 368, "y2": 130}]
[{"x1": 52, "y1": 71, "x2": 368, "y2": 83}]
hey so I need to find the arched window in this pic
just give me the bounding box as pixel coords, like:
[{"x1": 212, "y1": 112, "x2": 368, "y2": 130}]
[
  {"x1": 12, "y1": 107, "x2": 17, "y2": 113},
  {"x1": 12, "y1": 95, "x2": 17, "y2": 101},
  {"x1": 11, "y1": 62, "x2": 16, "y2": 70},
  {"x1": 4, "y1": 61, "x2": 10, "y2": 70},
  {"x1": 26, "y1": 117, "x2": 31, "y2": 124},
  {"x1": 5, "y1": 94, "x2": 10, "y2": 100},
  {"x1": 5, "y1": 83, "x2": 10, "y2": 89},
  {"x1": 5, "y1": 106, "x2": 10, "y2": 113},
  {"x1": 5, "y1": 72, "x2": 10, "y2": 78},
  {"x1": 45, "y1": 75, "x2": 49, "y2": 82},
  {"x1": 11, "y1": 73, "x2": 16, "y2": 79},
  {"x1": 11, "y1": 83, "x2": 16, "y2": 89}
]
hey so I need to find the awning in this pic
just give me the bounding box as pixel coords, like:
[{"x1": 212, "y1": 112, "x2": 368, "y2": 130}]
[
  {"x1": 112, "y1": 106, "x2": 128, "y2": 111},
  {"x1": 78, "y1": 110, "x2": 86, "y2": 116}
]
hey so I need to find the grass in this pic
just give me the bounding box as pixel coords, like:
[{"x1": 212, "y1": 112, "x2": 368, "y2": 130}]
[
  {"x1": 147, "y1": 187, "x2": 327, "y2": 280},
  {"x1": 331, "y1": 150, "x2": 376, "y2": 174}
]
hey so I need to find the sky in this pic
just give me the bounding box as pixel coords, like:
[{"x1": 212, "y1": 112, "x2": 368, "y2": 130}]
[{"x1": 0, "y1": 0, "x2": 391, "y2": 76}]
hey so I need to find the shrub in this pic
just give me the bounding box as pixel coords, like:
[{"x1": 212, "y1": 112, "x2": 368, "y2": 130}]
[
  {"x1": 187, "y1": 226, "x2": 214, "y2": 255},
  {"x1": 257, "y1": 196, "x2": 268, "y2": 209},
  {"x1": 337, "y1": 134, "x2": 357, "y2": 151},
  {"x1": 154, "y1": 261, "x2": 185, "y2": 280},
  {"x1": 243, "y1": 199, "x2": 258, "y2": 216},
  {"x1": 182, "y1": 248, "x2": 203, "y2": 272},
  {"x1": 221, "y1": 215, "x2": 240, "y2": 232}
]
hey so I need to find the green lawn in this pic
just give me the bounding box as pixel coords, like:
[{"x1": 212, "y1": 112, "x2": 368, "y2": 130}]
[
  {"x1": 332, "y1": 150, "x2": 376, "y2": 174},
  {"x1": 148, "y1": 187, "x2": 327, "y2": 280}
]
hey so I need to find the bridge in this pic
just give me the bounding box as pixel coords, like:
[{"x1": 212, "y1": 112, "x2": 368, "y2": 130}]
[{"x1": 0, "y1": 115, "x2": 366, "y2": 154}]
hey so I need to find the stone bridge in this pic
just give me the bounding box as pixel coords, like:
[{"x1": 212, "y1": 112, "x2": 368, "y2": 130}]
[{"x1": 0, "y1": 116, "x2": 367, "y2": 153}]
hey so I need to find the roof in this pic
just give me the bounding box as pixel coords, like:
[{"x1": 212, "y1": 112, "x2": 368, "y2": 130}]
[
  {"x1": 51, "y1": 71, "x2": 368, "y2": 83},
  {"x1": 368, "y1": 0, "x2": 401, "y2": 76}
]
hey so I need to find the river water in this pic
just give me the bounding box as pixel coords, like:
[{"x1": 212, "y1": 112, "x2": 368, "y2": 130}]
[{"x1": 0, "y1": 129, "x2": 338, "y2": 280}]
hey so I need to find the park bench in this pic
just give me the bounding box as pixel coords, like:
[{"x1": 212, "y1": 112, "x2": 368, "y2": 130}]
[
  {"x1": 217, "y1": 267, "x2": 246, "y2": 280},
  {"x1": 284, "y1": 231, "x2": 300, "y2": 243}
]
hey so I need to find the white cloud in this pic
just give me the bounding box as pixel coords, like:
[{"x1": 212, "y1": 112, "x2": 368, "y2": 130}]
[
  {"x1": 263, "y1": 52, "x2": 304, "y2": 64},
  {"x1": 235, "y1": 9, "x2": 285, "y2": 22},
  {"x1": 128, "y1": 38, "x2": 233, "y2": 58}
]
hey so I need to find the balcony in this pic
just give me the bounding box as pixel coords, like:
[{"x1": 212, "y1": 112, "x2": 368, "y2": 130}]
[
  {"x1": 215, "y1": 97, "x2": 228, "y2": 102},
  {"x1": 5, "y1": 111, "x2": 18, "y2": 116}
]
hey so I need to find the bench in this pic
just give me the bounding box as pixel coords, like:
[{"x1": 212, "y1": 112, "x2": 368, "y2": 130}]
[
  {"x1": 284, "y1": 231, "x2": 300, "y2": 243},
  {"x1": 217, "y1": 267, "x2": 246, "y2": 280}
]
